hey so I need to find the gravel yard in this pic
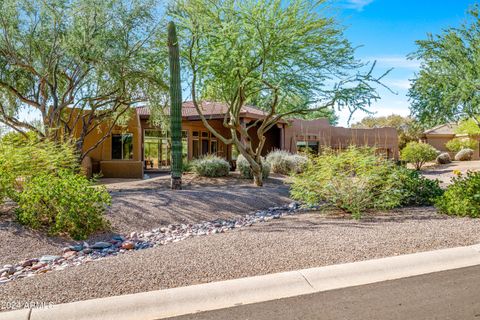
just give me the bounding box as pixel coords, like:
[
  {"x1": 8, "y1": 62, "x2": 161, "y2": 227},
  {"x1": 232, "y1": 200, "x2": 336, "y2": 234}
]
[
  {"x1": 0, "y1": 173, "x2": 290, "y2": 267},
  {"x1": 421, "y1": 160, "x2": 480, "y2": 186},
  {"x1": 1, "y1": 207, "x2": 480, "y2": 310}
]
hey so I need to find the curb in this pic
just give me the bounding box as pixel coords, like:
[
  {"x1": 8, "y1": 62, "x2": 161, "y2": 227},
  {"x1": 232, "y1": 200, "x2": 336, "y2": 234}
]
[{"x1": 2, "y1": 244, "x2": 480, "y2": 320}]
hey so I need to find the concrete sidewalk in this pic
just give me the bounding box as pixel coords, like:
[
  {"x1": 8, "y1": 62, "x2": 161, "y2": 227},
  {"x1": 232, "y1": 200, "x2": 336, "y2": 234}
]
[{"x1": 2, "y1": 244, "x2": 480, "y2": 320}]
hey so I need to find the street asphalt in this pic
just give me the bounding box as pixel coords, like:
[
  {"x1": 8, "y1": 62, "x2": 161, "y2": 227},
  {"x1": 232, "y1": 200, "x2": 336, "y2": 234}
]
[{"x1": 167, "y1": 265, "x2": 480, "y2": 320}]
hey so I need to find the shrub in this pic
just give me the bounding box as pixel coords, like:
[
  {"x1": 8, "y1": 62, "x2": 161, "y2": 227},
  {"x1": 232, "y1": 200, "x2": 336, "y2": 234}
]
[
  {"x1": 395, "y1": 167, "x2": 443, "y2": 206},
  {"x1": 266, "y1": 150, "x2": 307, "y2": 174},
  {"x1": 435, "y1": 171, "x2": 480, "y2": 218},
  {"x1": 16, "y1": 170, "x2": 111, "y2": 240},
  {"x1": 192, "y1": 155, "x2": 230, "y2": 177},
  {"x1": 436, "y1": 152, "x2": 451, "y2": 164},
  {"x1": 291, "y1": 146, "x2": 443, "y2": 219},
  {"x1": 291, "y1": 147, "x2": 399, "y2": 218},
  {"x1": 455, "y1": 148, "x2": 474, "y2": 161},
  {"x1": 237, "y1": 154, "x2": 270, "y2": 179},
  {"x1": 0, "y1": 135, "x2": 78, "y2": 203},
  {"x1": 400, "y1": 142, "x2": 438, "y2": 170},
  {"x1": 446, "y1": 138, "x2": 478, "y2": 152}
]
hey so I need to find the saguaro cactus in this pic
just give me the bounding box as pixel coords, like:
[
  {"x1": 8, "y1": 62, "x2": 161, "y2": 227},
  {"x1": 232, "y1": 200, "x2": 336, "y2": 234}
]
[{"x1": 168, "y1": 21, "x2": 183, "y2": 189}]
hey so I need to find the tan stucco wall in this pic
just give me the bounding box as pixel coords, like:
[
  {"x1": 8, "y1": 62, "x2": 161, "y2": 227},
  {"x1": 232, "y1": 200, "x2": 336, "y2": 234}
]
[
  {"x1": 71, "y1": 109, "x2": 143, "y2": 178},
  {"x1": 284, "y1": 119, "x2": 399, "y2": 159},
  {"x1": 424, "y1": 134, "x2": 480, "y2": 160}
]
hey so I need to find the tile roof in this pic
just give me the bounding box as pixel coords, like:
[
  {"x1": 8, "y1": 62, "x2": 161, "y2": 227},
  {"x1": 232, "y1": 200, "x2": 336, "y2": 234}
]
[
  {"x1": 136, "y1": 101, "x2": 267, "y2": 119},
  {"x1": 423, "y1": 123, "x2": 458, "y2": 135}
]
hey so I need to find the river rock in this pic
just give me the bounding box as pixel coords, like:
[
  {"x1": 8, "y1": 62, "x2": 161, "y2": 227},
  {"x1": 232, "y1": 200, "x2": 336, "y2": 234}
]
[{"x1": 91, "y1": 242, "x2": 112, "y2": 249}]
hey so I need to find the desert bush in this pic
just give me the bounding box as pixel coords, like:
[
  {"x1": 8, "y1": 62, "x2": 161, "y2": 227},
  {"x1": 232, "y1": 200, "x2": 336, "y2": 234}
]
[
  {"x1": 395, "y1": 167, "x2": 443, "y2": 206},
  {"x1": 266, "y1": 150, "x2": 307, "y2": 174},
  {"x1": 446, "y1": 138, "x2": 478, "y2": 152},
  {"x1": 16, "y1": 170, "x2": 111, "y2": 239},
  {"x1": 400, "y1": 142, "x2": 438, "y2": 170},
  {"x1": 455, "y1": 148, "x2": 474, "y2": 161},
  {"x1": 192, "y1": 155, "x2": 230, "y2": 177},
  {"x1": 237, "y1": 154, "x2": 270, "y2": 179},
  {"x1": 435, "y1": 171, "x2": 480, "y2": 217},
  {"x1": 436, "y1": 152, "x2": 451, "y2": 164},
  {"x1": 291, "y1": 147, "x2": 400, "y2": 218},
  {"x1": 0, "y1": 134, "x2": 78, "y2": 203},
  {"x1": 291, "y1": 146, "x2": 443, "y2": 219}
]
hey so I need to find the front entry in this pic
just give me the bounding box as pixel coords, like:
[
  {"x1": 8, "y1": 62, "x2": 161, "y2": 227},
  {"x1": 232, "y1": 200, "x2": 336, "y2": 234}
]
[{"x1": 144, "y1": 129, "x2": 171, "y2": 171}]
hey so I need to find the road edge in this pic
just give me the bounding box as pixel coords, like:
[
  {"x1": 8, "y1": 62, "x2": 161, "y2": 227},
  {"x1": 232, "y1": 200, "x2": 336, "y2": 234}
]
[{"x1": 2, "y1": 244, "x2": 480, "y2": 320}]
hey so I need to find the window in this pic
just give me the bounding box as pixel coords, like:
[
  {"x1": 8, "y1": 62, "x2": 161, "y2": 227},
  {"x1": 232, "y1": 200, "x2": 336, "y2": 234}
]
[
  {"x1": 192, "y1": 131, "x2": 199, "y2": 158},
  {"x1": 112, "y1": 134, "x2": 133, "y2": 160},
  {"x1": 211, "y1": 140, "x2": 218, "y2": 154}
]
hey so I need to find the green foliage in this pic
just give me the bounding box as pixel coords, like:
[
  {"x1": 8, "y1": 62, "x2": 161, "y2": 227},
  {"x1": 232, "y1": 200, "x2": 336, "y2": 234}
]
[
  {"x1": 0, "y1": 0, "x2": 167, "y2": 156},
  {"x1": 0, "y1": 134, "x2": 78, "y2": 203},
  {"x1": 192, "y1": 155, "x2": 230, "y2": 177},
  {"x1": 408, "y1": 6, "x2": 480, "y2": 128},
  {"x1": 16, "y1": 170, "x2": 111, "y2": 240},
  {"x1": 446, "y1": 138, "x2": 478, "y2": 152},
  {"x1": 171, "y1": 0, "x2": 389, "y2": 186},
  {"x1": 291, "y1": 146, "x2": 442, "y2": 219},
  {"x1": 400, "y1": 142, "x2": 438, "y2": 170},
  {"x1": 266, "y1": 150, "x2": 307, "y2": 175},
  {"x1": 435, "y1": 171, "x2": 480, "y2": 218},
  {"x1": 352, "y1": 115, "x2": 424, "y2": 149},
  {"x1": 237, "y1": 155, "x2": 270, "y2": 180},
  {"x1": 396, "y1": 168, "x2": 443, "y2": 206},
  {"x1": 456, "y1": 118, "x2": 480, "y2": 135},
  {"x1": 182, "y1": 160, "x2": 194, "y2": 173}
]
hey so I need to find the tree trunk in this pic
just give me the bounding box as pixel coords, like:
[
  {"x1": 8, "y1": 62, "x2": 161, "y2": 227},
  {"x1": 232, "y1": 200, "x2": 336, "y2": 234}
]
[
  {"x1": 168, "y1": 21, "x2": 183, "y2": 190},
  {"x1": 253, "y1": 169, "x2": 263, "y2": 186}
]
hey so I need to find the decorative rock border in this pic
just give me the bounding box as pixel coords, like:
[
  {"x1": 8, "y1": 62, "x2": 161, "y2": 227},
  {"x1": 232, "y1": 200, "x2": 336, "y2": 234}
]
[{"x1": 0, "y1": 202, "x2": 314, "y2": 285}]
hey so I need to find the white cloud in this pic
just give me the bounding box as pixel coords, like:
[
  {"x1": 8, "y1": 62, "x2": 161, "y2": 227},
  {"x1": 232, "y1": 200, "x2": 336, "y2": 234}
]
[
  {"x1": 367, "y1": 56, "x2": 421, "y2": 70},
  {"x1": 344, "y1": 0, "x2": 374, "y2": 11}
]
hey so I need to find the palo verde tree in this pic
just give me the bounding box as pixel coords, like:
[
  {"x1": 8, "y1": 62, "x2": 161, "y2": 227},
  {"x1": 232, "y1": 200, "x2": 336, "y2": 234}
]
[
  {"x1": 409, "y1": 5, "x2": 480, "y2": 129},
  {"x1": 170, "y1": 0, "x2": 389, "y2": 186},
  {"x1": 0, "y1": 0, "x2": 167, "y2": 160}
]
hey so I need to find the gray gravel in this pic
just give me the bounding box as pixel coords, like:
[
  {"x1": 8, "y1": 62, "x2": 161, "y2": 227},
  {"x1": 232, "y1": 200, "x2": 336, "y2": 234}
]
[
  {"x1": 1, "y1": 207, "x2": 480, "y2": 311},
  {"x1": 0, "y1": 174, "x2": 290, "y2": 267}
]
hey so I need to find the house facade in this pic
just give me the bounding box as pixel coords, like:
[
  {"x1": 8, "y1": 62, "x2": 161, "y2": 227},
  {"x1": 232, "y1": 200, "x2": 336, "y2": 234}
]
[
  {"x1": 421, "y1": 123, "x2": 480, "y2": 160},
  {"x1": 76, "y1": 101, "x2": 399, "y2": 178}
]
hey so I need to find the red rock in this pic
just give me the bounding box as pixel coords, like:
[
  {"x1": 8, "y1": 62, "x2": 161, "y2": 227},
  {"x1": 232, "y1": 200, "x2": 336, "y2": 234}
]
[
  {"x1": 121, "y1": 241, "x2": 135, "y2": 250},
  {"x1": 31, "y1": 263, "x2": 46, "y2": 271},
  {"x1": 63, "y1": 251, "x2": 77, "y2": 259}
]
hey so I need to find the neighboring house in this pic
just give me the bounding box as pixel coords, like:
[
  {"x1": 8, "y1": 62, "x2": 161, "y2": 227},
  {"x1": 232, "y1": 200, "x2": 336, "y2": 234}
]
[
  {"x1": 76, "y1": 101, "x2": 399, "y2": 178},
  {"x1": 421, "y1": 123, "x2": 480, "y2": 159}
]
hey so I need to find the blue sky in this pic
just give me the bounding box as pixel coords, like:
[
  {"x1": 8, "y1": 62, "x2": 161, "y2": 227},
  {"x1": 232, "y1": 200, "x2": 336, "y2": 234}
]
[{"x1": 334, "y1": 0, "x2": 476, "y2": 126}]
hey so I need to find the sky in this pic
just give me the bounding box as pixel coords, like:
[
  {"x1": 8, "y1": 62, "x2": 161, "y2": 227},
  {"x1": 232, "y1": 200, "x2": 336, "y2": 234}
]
[
  {"x1": 333, "y1": 0, "x2": 476, "y2": 127},
  {"x1": 13, "y1": 0, "x2": 478, "y2": 128}
]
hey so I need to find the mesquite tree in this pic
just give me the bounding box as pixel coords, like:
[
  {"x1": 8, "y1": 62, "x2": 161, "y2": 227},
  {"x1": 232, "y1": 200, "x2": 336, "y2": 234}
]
[
  {"x1": 168, "y1": 21, "x2": 183, "y2": 190},
  {"x1": 170, "y1": 0, "x2": 389, "y2": 186},
  {"x1": 409, "y1": 6, "x2": 480, "y2": 129},
  {"x1": 0, "y1": 0, "x2": 167, "y2": 160}
]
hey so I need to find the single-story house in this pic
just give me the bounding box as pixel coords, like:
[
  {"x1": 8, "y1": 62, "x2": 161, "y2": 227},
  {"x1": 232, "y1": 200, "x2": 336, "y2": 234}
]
[
  {"x1": 75, "y1": 101, "x2": 399, "y2": 178},
  {"x1": 421, "y1": 123, "x2": 480, "y2": 160}
]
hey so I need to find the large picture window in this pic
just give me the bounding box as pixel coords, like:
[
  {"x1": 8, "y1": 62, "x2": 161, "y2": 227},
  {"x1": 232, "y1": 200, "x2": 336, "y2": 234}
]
[{"x1": 112, "y1": 133, "x2": 133, "y2": 160}]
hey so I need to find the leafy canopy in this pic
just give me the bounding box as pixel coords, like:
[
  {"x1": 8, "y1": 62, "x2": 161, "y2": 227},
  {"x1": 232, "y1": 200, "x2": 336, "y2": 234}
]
[
  {"x1": 0, "y1": 0, "x2": 167, "y2": 157},
  {"x1": 169, "y1": 0, "x2": 389, "y2": 186},
  {"x1": 409, "y1": 6, "x2": 480, "y2": 128}
]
